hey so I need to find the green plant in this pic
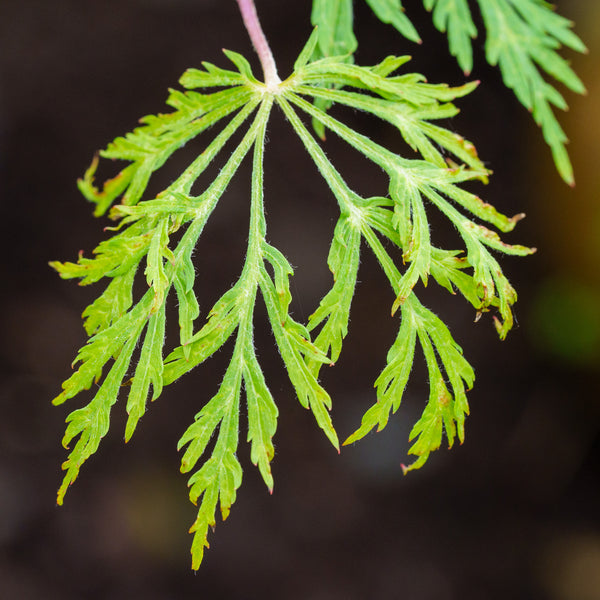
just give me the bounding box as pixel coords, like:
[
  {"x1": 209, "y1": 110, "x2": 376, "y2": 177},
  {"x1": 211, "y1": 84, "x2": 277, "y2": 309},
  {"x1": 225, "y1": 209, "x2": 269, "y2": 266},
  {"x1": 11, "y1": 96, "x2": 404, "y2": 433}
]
[{"x1": 51, "y1": 0, "x2": 584, "y2": 569}]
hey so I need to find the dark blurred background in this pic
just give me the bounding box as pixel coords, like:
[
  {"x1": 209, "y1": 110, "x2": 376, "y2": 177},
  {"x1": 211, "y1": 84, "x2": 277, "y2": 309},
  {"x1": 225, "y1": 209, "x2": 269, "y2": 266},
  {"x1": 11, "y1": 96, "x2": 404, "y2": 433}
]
[{"x1": 0, "y1": 1, "x2": 598, "y2": 598}]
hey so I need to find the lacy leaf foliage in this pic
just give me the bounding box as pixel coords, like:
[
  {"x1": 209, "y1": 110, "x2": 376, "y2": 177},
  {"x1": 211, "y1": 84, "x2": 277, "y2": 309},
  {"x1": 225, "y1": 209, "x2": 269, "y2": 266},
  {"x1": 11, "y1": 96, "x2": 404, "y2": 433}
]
[
  {"x1": 52, "y1": 27, "x2": 539, "y2": 568},
  {"x1": 312, "y1": 0, "x2": 586, "y2": 184}
]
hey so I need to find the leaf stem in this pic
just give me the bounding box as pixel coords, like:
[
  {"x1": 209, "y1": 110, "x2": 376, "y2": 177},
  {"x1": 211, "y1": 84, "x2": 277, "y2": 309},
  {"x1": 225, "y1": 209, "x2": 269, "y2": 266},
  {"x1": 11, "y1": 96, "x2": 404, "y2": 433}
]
[{"x1": 235, "y1": 0, "x2": 281, "y2": 89}]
